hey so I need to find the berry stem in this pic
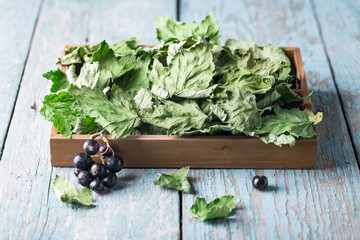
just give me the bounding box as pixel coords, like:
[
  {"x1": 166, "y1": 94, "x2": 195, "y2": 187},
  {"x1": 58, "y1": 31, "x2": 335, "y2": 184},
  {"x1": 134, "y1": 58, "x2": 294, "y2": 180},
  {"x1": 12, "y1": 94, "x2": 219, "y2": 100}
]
[{"x1": 90, "y1": 129, "x2": 106, "y2": 140}]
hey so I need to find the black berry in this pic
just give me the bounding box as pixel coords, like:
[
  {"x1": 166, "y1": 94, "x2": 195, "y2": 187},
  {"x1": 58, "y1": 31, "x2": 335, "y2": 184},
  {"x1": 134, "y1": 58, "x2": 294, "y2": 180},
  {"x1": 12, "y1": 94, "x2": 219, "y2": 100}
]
[
  {"x1": 74, "y1": 168, "x2": 81, "y2": 177},
  {"x1": 78, "y1": 171, "x2": 94, "y2": 188},
  {"x1": 89, "y1": 179, "x2": 105, "y2": 192},
  {"x1": 105, "y1": 155, "x2": 124, "y2": 172},
  {"x1": 252, "y1": 175, "x2": 268, "y2": 190},
  {"x1": 73, "y1": 153, "x2": 94, "y2": 170},
  {"x1": 83, "y1": 139, "x2": 99, "y2": 155},
  {"x1": 102, "y1": 172, "x2": 117, "y2": 188},
  {"x1": 99, "y1": 144, "x2": 113, "y2": 157},
  {"x1": 90, "y1": 163, "x2": 107, "y2": 179}
]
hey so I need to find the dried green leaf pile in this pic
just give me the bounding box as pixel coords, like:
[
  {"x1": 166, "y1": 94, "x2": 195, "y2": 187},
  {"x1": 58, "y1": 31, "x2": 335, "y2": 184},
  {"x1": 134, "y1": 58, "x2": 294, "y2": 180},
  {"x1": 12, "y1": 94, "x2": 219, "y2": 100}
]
[{"x1": 41, "y1": 14, "x2": 322, "y2": 146}]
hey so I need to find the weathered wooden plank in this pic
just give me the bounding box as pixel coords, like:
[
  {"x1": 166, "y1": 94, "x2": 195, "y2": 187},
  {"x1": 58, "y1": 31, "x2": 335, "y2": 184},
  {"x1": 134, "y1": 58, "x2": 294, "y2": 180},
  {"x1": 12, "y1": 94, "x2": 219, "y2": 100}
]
[
  {"x1": 0, "y1": 0, "x2": 179, "y2": 239},
  {"x1": 0, "y1": 0, "x2": 42, "y2": 156},
  {"x1": 312, "y1": 0, "x2": 360, "y2": 161},
  {"x1": 180, "y1": 0, "x2": 360, "y2": 239},
  {"x1": 87, "y1": 0, "x2": 175, "y2": 45}
]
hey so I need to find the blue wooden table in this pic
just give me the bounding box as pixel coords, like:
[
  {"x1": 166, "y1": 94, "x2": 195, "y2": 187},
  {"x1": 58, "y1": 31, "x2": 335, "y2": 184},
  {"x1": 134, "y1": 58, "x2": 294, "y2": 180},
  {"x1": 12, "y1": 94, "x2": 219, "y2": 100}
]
[{"x1": 0, "y1": 0, "x2": 359, "y2": 239}]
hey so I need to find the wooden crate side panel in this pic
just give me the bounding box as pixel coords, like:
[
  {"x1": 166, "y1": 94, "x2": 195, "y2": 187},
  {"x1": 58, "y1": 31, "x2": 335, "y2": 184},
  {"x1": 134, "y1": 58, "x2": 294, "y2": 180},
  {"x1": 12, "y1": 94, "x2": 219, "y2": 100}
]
[{"x1": 51, "y1": 132, "x2": 317, "y2": 168}]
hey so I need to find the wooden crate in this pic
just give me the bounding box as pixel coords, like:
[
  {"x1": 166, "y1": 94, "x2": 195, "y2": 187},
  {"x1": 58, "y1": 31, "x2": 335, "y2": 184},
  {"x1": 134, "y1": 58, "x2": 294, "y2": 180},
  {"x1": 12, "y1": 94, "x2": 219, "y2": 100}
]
[{"x1": 50, "y1": 46, "x2": 317, "y2": 169}]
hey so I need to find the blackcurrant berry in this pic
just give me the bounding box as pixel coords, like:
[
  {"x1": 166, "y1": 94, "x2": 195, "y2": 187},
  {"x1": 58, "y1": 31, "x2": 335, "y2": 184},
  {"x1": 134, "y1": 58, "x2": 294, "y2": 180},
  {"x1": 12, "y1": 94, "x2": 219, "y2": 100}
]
[
  {"x1": 105, "y1": 155, "x2": 124, "y2": 172},
  {"x1": 90, "y1": 163, "x2": 107, "y2": 178},
  {"x1": 74, "y1": 168, "x2": 81, "y2": 177},
  {"x1": 252, "y1": 175, "x2": 268, "y2": 190},
  {"x1": 99, "y1": 144, "x2": 113, "y2": 157},
  {"x1": 102, "y1": 186, "x2": 109, "y2": 193},
  {"x1": 102, "y1": 172, "x2": 117, "y2": 188},
  {"x1": 83, "y1": 139, "x2": 99, "y2": 155},
  {"x1": 89, "y1": 179, "x2": 105, "y2": 192},
  {"x1": 78, "y1": 171, "x2": 94, "y2": 188},
  {"x1": 73, "y1": 153, "x2": 94, "y2": 170}
]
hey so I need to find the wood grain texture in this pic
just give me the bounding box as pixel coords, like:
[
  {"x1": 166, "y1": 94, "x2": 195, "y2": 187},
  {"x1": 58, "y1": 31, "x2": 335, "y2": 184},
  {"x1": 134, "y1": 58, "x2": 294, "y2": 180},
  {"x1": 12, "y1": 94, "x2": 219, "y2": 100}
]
[
  {"x1": 86, "y1": 0, "x2": 175, "y2": 45},
  {"x1": 0, "y1": 0, "x2": 42, "y2": 156},
  {"x1": 50, "y1": 126, "x2": 317, "y2": 169},
  {"x1": 179, "y1": 0, "x2": 360, "y2": 239},
  {"x1": 312, "y1": 0, "x2": 360, "y2": 161},
  {"x1": 0, "y1": 0, "x2": 179, "y2": 239}
]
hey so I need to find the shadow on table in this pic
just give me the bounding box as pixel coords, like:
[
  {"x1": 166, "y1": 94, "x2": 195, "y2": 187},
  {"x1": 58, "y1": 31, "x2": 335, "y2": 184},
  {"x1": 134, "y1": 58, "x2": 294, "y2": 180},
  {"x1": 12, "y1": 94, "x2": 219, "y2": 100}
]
[{"x1": 112, "y1": 173, "x2": 139, "y2": 191}]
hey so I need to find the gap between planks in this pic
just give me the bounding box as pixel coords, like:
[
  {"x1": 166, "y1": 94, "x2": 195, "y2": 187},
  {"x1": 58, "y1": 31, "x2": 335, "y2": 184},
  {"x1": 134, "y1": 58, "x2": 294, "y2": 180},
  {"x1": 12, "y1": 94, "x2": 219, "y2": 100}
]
[
  {"x1": 176, "y1": 0, "x2": 181, "y2": 21},
  {"x1": 179, "y1": 190, "x2": 183, "y2": 240},
  {"x1": 309, "y1": 0, "x2": 360, "y2": 166},
  {"x1": 0, "y1": 0, "x2": 45, "y2": 160}
]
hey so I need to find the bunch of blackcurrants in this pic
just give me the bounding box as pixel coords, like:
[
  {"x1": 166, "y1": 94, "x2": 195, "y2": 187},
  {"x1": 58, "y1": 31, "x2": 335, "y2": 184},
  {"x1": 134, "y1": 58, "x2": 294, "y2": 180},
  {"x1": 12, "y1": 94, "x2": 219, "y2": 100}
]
[{"x1": 73, "y1": 133, "x2": 124, "y2": 193}]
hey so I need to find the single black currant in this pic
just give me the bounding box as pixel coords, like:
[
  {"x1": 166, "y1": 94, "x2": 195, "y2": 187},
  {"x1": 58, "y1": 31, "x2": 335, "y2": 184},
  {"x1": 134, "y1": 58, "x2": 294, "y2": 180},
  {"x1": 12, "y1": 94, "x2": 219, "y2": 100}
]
[
  {"x1": 73, "y1": 153, "x2": 94, "y2": 170},
  {"x1": 74, "y1": 168, "x2": 81, "y2": 177},
  {"x1": 102, "y1": 172, "x2": 117, "y2": 188},
  {"x1": 90, "y1": 163, "x2": 107, "y2": 178},
  {"x1": 252, "y1": 175, "x2": 268, "y2": 190},
  {"x1": 83, "y1": 139, "x2": 99, "y2": 155},
  {"x1": 105, "y1": 155, "x2": 124, "y2": 172},
  {"x1": 102, "y1": 186, "x2": 109, "y2": 193},
  {"x1": 78, "y1": 171, "x2": 94, "y2": 188},
  {"x1": 89, "y1": 179, "x2": 105, "y2": 192},
  {"x1": 99, "y1": 144, "x2": 113, "y2": 157}
]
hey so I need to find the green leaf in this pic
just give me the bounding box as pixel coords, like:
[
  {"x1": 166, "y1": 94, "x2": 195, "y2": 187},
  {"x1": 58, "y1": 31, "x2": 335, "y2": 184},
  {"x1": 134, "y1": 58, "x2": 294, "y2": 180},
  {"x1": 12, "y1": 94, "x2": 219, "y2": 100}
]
[
  {"x1": 149, "y1": 42, "x2": 215, "y2": 98},
  {"x1": 65, "y1": 65, "x2": 77, "y2": 84},
  {"x1": 166, "y1": 37, "x2": 197, "y2": 65},
  {"x1": 92, "y1": 40, "x2": 137, "y2": 89},
  {"x1": 182, "y1": 124, "x2": 235, "y2": 136},
  {"x1": 211, "y1": 88, "x2": 261, "y2": 133},
  {"x1": 72, "y1": 116, "x2": 103, "y2": 134},
  {"x1": 218, "y1": 67, "x2": 275, "y2": 94},
  {"x1": 73, "y1": 62, "x2": 101, "y2": 89},
  {"x1": 259, "y1": 133, "x2": 296, "y2": 147},
  {"x1": 262, "y1": 45, "x2": 291, "y2": 64},
  {"x1": 225, "y1": 39, "x2": 264, "y2": 59},
  {"x1": 155, "y1": 14, "x2": 220, "y2": 44},
  {"x1": 175, "y1": 85, "x2": 218, "y2": 98},
  {"x1": 57, "y1": 44, "x2": 101, "y2": 65},
  {"x1": 111, "y1": 37, "x2": 139, "y2": 57},
  {"x1": 43, "y1": 69, "x2": 70, "y2": 93},
  {"x1": 74, "y1": 188, "x2": 94, "y2": 206},
  {"x1": 40, "y1": 92, "x2": 82, "y2": 138},
  {"x1": 154, "y1": 166, "x2": 191, "y2": 193},
  {"x1": 212, "y1": 45, "x2": 237, "y2": 72},
  {"x1": 168, "y1": 43, "x2": 214, "y2": 94},
  {"x1": 257, "y1": 83, "x2": 312, "y2": 108},
  {"x1": 256, "y1": 106, "x2": 316, "y2": 138},
  {"x1": 250, "y1": 58, "x2": 286, "y2": 75},
  {"x1": 257, "y1": 89, "x2": 282, "y2": 109},
  {"x1": 275, "y1": 83, "x2": 312, "y2": 103},
  {"x1": 52, "y1": 175, "x2": 93, "y2": 206},
  {"x1": 189, "y1": 195, "x2": 236, "y2": 221},
  {"x1": 151, "y1": 85, "x2": 169, "y2": 99},
  {"x1": 116, "y1": 56, "x2": 150, "y2": 92},
  {"x1": 304, "y1": 109, "x2": 323, "y2": 125},
  {"x1": 133, "y1": 88, "x2": 153, "y2": 109},
  {"x1": 139, "y1": 99, "x2": 207, "y2": 135},
  {"x1": 132, "y1": 122, "x2": 167, "y2": 135},
  {"x1": 69, "y1": 85, "x2": 137, "y2": 138},
  {"x1": 109, "y1": 85, "x2": 137, "y2": 112},
  {"x1": 277, "y1": 67, "x2": 292, "y2": 81}
]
